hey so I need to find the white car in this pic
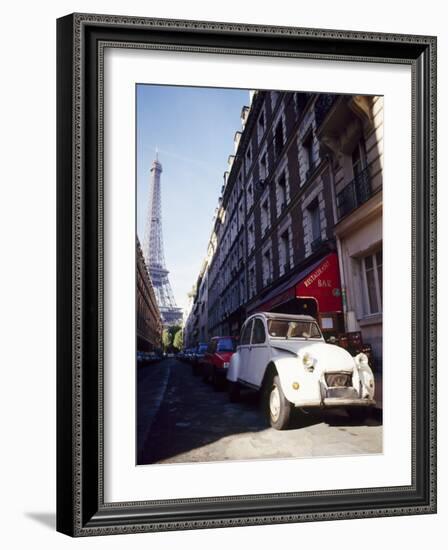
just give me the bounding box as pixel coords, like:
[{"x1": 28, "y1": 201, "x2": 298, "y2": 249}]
[{"x1": 227, "y1": 312, "x2": 375, "y2": 429}]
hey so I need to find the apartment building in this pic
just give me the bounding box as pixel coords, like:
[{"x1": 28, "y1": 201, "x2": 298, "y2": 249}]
[
  {"x1": 186, "y1": 89, "x2": 383, "y2": 365},
  {"x1": 136, "y1": 238, "x2": 163, "y2": 353}
]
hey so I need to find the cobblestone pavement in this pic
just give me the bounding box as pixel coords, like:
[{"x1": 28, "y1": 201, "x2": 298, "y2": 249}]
[{"x1": 138, "y1": 358, "x2": 382, "y2": 465}]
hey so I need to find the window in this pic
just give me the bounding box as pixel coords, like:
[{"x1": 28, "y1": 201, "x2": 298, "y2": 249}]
[
  {"x1": 261, "y1": 199, "x2": 270, "y2": 234},
  {"x1": 280, "y1": 229, "x2": 291, "y2": 272},
  {"x1": 294, "y1": 92, "x2": 309, "y2": 117},
  {"x1": 246, "y1": 145, "x2": 252, "y2": 163},
  {"x1": 277, "y1": 172, "x2": 287, "y2": 214},
  {"x1": 257, "y1": 111, "x2": 265, "y2": 143},
  {"x1": 249, "y1": 265, "x2": 256, "y2": 298},
  {"x1": 303, "y1": 132, "x2": 314, "y2": 177},
  {"x1": 248, "y1": 223, "x2": 255, "y2": 251},
  {"x1": 217, "y1": 338, "x2": 237, "y2": 352},
  {"x1": 308, "y1": 201, "x2": 321, "y2": 247},
  {"x1": 240, "y1": 276, "x2": 245, "y2": 303},
  {"x1": 352, "y1": 141, "x2": 366, "y2": 177},
  {"x1": 259, "y1": 151, "x2": 268, "y2": 180},
  {"x1": 247, "y1": 182, "x2": 254, "y2": 210},
  {"x1": 274, "y1": 119, "x2": 284, "y2": 157},
  {"x1": 267, "y1": 319, "x2": 322, "y2": 339},
  {"x1": 207, "y1": 340, "x2": 217, "y2": 353},
  {"x1": 263, "y1": 248, "x2": 273, "y2": 286},
  {"x1": 240, "y1": 320, "x2": 253, "y2": 345},
  {"x1": 361, "y1": 249, "x2": 383, "y2": 315},
  {"x1": 252, "y1": 319, "x2": 266, "y2": 344},
  {"x1": 238, "y1": 201, "x2": 244, "y2": 229},
  {"x1": 237, "y1": 171, "x2": 243, "y2": 190}
]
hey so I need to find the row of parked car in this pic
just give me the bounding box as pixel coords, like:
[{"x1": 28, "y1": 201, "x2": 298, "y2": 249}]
[
  {"x1": 180, "y1": 337, "x2": 238, "y2": 388},
  {"x1": 182, "y1": 312, "x2": 377, "y2": 430},
  {"x1": 178, "y1": 343, "x2": 207, "y2": 370},
  {"x1": 137, "y1": 351, "x2": 162, "y2": 364}
]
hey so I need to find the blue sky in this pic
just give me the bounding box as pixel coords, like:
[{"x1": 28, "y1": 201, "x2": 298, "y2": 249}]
[{"x1": 137, "y1": 84, "x2": 250, "y2": 312}]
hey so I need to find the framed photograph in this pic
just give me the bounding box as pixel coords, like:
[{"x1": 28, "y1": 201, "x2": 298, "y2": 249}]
[{"x1": 57, "y1": 13, "x2": 437, "y2": 536}]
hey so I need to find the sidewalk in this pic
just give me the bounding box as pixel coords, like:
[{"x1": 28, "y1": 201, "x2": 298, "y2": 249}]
[{"x1": 137, "y1": 360, "x2": 171, "y2": 463}]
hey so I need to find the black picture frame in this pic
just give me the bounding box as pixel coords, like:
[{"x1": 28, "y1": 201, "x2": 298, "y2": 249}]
[{"x1": 57, "y1": 13, "x2": 437, "y2": 536}]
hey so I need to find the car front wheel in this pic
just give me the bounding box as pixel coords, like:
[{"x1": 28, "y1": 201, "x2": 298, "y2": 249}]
[{"x1": 265, "y1": 375, "x2": 292, "y2": 430}]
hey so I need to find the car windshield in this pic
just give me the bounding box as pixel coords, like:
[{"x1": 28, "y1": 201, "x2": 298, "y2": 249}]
[
  {"x1": 267, "y1": 319, "x2": 322, "y2": 339},
  {"x1": 216, "y1": 338, "x2": 237, "y2": 352}
]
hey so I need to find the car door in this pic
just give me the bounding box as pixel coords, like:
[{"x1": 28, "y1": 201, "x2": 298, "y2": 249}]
[
  {"x1": 237, "y1": 319, "x2": 253, "y2": 384},
  {"x1": 242, "y1": 316, "x2": 270, "y2": 388}
]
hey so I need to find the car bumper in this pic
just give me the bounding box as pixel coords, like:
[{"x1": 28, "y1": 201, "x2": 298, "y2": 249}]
[
  {"x1": 323, "y1": 397, "x2": 376, "y2": 407},
  {"x1": 293, "y1": 398, "x2": 375, "y2": 408}
]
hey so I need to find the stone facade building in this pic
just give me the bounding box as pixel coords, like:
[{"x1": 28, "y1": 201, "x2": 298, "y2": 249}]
[
  {"x1": 320, "y1": 95, "x2": 384, "y2": 362},
  {"x1": 186, "y1": 90, "x2": 383, "y2": 365},
  {"x1": 136, "y1": 238, "x2": 163, "y2": 353}
]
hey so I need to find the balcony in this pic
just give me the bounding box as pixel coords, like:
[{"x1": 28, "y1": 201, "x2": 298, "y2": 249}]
[
  {"x1": 314, "y1": 94, "x2": 338, "y2": 128},
  {"x1": 337, "y1": 166, "x2": 373, "y2": 219}
]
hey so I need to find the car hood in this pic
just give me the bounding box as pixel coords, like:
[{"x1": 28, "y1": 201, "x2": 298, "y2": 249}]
[{"x1": 271, "y1": 340, "x2": 355, "y2": 372}]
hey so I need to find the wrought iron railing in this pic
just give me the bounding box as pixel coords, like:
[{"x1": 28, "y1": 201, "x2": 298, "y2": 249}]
[
  {"x1": 336, "y1": 166, "x2": 372, "y2": 219},
  {"x1": 314, "y1": 94, "x2": 338, "y2": 127}
]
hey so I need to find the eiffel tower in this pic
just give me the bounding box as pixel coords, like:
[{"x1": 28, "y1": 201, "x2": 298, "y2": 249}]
[{"x1": 142, "y1": 153, "x2": 183, "y2": 326}]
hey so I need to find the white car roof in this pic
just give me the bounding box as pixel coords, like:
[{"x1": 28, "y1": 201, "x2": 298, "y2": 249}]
[{"x1": 248, "y1": 312, "x2": 316, "y2": 322}]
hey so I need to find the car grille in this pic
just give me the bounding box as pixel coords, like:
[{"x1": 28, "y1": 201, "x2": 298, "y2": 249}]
[{"x1": 325, "y1": 372, "x2": 352, "y2": 388}]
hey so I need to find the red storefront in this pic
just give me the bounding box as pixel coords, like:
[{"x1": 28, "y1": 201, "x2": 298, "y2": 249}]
[{"x1": 249, "y1": 252, "x2": 344, "y2": 337}]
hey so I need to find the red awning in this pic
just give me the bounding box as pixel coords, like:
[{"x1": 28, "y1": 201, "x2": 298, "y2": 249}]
[{"x1": 249, "y1": 252, "x2": 342, "y2": 315}]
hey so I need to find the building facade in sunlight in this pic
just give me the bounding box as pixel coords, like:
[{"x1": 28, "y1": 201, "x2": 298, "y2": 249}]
[
  {"x1": 185, "y1": 91, "x2": 383, "y2": 366},
  {"x1": 136, "y1": 238, "x2": 163, "y2": 353}
]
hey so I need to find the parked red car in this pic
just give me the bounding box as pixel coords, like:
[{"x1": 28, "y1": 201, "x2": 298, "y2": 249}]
[{"x1": 201, "y1": 336, "x2": 238, "y2": 390}]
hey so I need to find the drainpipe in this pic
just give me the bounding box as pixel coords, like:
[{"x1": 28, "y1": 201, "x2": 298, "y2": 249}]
[{"x1": 327, "y1": 154, "x2": 348, "y2": 331}]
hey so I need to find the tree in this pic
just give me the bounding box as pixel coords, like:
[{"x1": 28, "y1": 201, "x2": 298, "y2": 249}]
[
  {"x1": 173, "y1": 328, "x2": 183, "y2": 351},
  {"x1": 162, "y1": 328, "x2": 172, "y2": 351}
]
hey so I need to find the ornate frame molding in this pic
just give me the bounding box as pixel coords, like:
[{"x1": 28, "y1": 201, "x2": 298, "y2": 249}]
[{"x1": 57, "y1": 13, "x2": 436, "y2": 536}]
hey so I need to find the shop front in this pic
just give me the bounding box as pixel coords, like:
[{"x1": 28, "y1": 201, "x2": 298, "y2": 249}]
[{"x1": 248, "y1": 252, "x2": 344, "y2": 338}]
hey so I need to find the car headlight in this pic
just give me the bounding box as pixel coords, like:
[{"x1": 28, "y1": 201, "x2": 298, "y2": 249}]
[
  {"x1": 223, "y1": 362, "x2": 230, "y2": 369},
  {"x1": 356, "y1": 352, "x2": 369, "y2": 366},
  {"x1": 302, "y1": 352, "x2": 314, "y2": 369}
]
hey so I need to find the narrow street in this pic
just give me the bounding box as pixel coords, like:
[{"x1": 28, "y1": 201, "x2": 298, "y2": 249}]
[{"x1": 138, "y1": 358, "x2": 382, "y2": 465}]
